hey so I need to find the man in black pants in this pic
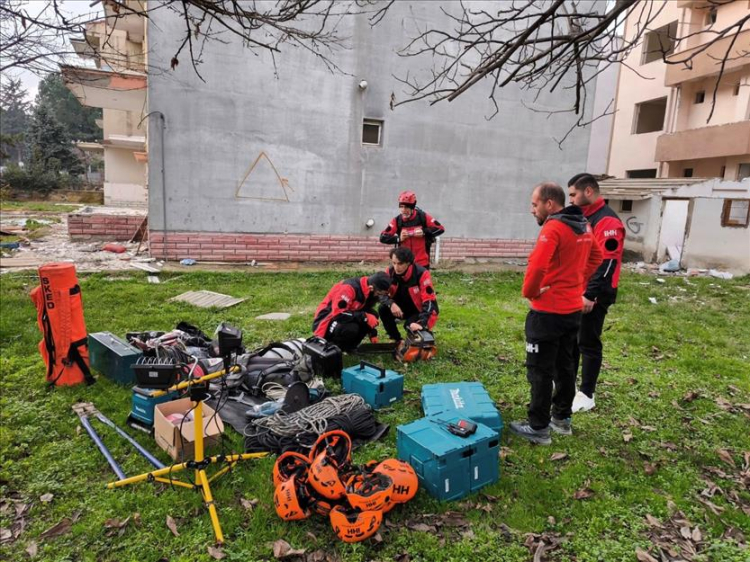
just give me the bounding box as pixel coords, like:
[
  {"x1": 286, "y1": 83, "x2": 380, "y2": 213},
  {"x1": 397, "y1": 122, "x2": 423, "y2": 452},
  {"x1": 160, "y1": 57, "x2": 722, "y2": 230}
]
[
  {"x1": 567, "y1": 173, "x2": 625, "y2": 413},
  {"x1": 378, "y1": 247, "x2": 439, "y2": 345},
  {"x1": 509, "y1": 183, "x2": 602, "y2": 445}
]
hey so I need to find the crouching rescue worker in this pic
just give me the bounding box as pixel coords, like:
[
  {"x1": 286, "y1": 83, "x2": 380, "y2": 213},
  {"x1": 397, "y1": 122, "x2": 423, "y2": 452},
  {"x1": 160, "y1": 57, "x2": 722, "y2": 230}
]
[
  {"x1": 380, "y1": 191, "x2": 444, "y2": 269},
  {"x1": 509, "y1": 182, "x2": 602, "y2": 445},
  {"x1": 378, "y1": 247, "x2": 438, "y2": 346},
  {"x1": 312, "y1": 272, "x2": 392, "y2": 351}
]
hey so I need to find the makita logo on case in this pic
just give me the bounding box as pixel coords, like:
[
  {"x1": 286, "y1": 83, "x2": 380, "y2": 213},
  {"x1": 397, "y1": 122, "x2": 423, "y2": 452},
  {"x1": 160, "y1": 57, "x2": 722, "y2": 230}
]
[
  {"x1": 526, "y1": 342, "x2": 539, "y2": 353},
  {"x1": 450, "y1": 388, "x2": 465, "y2": 409}
]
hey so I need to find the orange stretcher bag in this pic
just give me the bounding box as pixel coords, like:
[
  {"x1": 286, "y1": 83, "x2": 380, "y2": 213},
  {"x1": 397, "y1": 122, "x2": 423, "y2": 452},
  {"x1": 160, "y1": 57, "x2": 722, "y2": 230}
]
[{"x1": 30, "y1": 263, "x2": 95, "y2": 386}]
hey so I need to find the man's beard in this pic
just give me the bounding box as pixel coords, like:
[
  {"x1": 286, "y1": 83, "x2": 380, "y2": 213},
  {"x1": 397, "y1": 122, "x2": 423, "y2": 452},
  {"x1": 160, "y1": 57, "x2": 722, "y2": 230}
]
[{"x1": 536, "y1": 216, "x2": 544, "y2": 226}]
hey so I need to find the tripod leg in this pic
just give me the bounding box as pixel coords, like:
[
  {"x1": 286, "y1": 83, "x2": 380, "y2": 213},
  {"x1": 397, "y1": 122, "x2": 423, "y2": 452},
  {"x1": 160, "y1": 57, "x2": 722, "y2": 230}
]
[{"x1": 197, "y1": 469, "x2": 224, "y2": 544}]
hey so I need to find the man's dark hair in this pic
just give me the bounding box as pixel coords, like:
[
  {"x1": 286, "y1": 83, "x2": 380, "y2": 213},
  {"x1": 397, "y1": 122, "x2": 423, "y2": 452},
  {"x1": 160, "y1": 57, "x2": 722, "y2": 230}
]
[
  {"x1": 367, "y1": 271, "x2": 392, "y2": 292},
  {"x1": 568, "y1": 173, "x2": 600, "y2": 193},
  {"x1": 535, "y1": 182, "x2": 565, "y2": 207},
  {"x1": 389, "y1": 247, "x2": 414, "y2": 264}
]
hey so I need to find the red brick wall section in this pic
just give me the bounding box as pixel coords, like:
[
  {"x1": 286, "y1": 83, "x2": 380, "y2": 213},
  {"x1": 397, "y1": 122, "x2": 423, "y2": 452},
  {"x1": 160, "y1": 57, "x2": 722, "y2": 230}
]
[
  {"x1": 68, "y1": 213, "x2": 147, "y2": 241},
  {"x1": 149, "y1": 231, "x2": 535, "y2": 262}
]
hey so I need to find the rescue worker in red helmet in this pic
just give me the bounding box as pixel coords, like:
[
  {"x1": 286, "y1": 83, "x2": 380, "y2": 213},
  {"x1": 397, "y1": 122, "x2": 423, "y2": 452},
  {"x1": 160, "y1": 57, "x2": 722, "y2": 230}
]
[
  {"x1": 312, "y1": 272, "x2": 391, "y2": 351},
  {"x1": 378, "y1": 247, "x2": 438, "y2": 345},
  {"x1": 380, "y1": 191, "x2": 444, "y2": 269}
]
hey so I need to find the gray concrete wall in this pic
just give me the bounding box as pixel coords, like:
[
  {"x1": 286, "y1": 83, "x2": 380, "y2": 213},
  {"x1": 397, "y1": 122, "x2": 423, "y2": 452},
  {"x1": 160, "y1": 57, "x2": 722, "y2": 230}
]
[
  {"x1": 586, "y1": 56, "x2": 619, "y2": 175},
  {"x1": 147, "y1": 2, "x2": 595, "y2": 240}
]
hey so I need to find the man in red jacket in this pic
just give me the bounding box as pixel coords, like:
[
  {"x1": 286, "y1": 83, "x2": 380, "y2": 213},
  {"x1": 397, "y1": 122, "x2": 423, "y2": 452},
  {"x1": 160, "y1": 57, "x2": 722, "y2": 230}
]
[
  {"x1": 312, "y1": 272, "x2": 391, "y2": 351},
  {"x1": 380, "y1": 191, "x2": 445, "y2": 268},
  {"x1": 509, "y1": 182, "x2": 603, "y2": 445},
  {"x1": 378, "y1": 247, "x2": 439, "y2": 344},
  {"x1": 567, "y1": 173, "x2": 625, "y2": 413}
]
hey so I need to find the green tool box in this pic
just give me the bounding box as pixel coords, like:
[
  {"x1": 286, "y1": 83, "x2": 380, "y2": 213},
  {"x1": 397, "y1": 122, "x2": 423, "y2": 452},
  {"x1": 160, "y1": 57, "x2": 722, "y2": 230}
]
[{"x1": 88, "y1": 332, "x2": 143, "y2": 385}]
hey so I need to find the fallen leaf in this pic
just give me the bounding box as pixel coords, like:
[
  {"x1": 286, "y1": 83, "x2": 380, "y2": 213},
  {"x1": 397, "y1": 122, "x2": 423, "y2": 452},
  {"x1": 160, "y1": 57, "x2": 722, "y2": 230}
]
[
  {"x1": 533, "y1": 542, "x2": 546, "y2": 562},
  {"x1": 394, "y1": 554, "x2": 410, "y2": 562},
  {"x1": 39, "y1": 518, "x2": 72, "y2": 540},
  {"x1": 644, "y1": 462, "x2": 657, "y2": 475},
  {"x1": 573, "y1": 487, "x2": 595, "y2": 500},
  {"x1": 628, "y1": 416, "x2": 642, "y2": 427},
  {"x1": 682, "y1": 391, "x2": 700, "y2": 402},
  {"x1": 692, "y1": 527, "x2": 702, "y2": 542},
  {"x1": 0, "y1": 528, "x2": 12, "y2": 543},
  {"x1": 461, "y1": 529, "x2": 475, "y2": 540},
  {"x1": 306, "y1": 551, "x2": 326, "y2": 562},
  {"x1": 680, "y1": 526, "x2": 691, "y2": 539},
  {"x1": 207, "y1": 545, "x2": 226, "y2": 560},
  {"x1": 697, "y1": 497, "x2": 725, "y2": 515},
  {"x1": 305, "y1": 532, "x2": 317, "y2": 542},
  {"x1": 717, "y1": 449, "x2": 736, "y2": 467},
  {"x1": 166, "y1": 515, "x2": 179, "y2": 537},
  {"x1": 240, "y1": 498, "x2": 258, "y2": 510},
  {"x1": 25, "y1": 540, "x2": 38, "y2": 558},
  {"x1": 272, "y1": 539, "x2": 305, "y2": 559},
  {"x1": 104, "y1": 517, "x2": 130, "y2": 529},
  {"x1": 635, "y1": 547, "x2": 659, "y2": 562},
  {"x1": 623, "y1": 431, "x2": 633, "y2": 443},
  {"x1": 550, "y1": 452, "x2": 568, "y2": 462},
  {"x1": 648, "y1": 391, "x2": 660, "y2": 398},
  {"x1": 641, "y1": 426, "x2": 657, "y2": 432},
  {"x1": 645, "y1": 514, "x2": 663, "y2": 528},
  {"x1": 39, "y1": 494, "x2": 54, "y2": 503},
  {"x1": 408, "y1": 523, "x2": 437, "y2": 533},
  {"x1": 372, "y1": 532, "x2": 383, "y2": 544},
  {"x1": 715, "y1": 397, "x2": 734, "y2": 411},
  {"x1": 547, "y1": 516, "x2": 556, "y2": 526}
]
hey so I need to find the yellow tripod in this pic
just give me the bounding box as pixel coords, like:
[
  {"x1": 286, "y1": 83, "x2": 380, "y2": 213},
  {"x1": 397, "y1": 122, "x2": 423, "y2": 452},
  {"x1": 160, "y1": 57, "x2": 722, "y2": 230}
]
[{"x1": 107, "y1": 369, "x2": 267, "y2": 544}]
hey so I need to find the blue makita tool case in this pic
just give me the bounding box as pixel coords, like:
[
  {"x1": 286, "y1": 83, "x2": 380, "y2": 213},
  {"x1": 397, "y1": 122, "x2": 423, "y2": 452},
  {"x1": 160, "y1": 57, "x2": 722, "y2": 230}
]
[
  {"x1": 397, "y1": 415, "x2": 500, "y2": 501},
  {"x1": 421, "y1": 382, "x2": 503, "y2": 435},
  {"x1": 341, "y1": 361, "x2": 404, "y2": 410},
  {"x1": 127, "y1": 386, "x2": 179, "y2": 433}
]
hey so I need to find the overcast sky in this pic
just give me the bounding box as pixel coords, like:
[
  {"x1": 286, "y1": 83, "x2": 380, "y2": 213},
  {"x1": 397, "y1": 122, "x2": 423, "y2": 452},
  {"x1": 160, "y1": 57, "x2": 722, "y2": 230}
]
[{"x1": 7, "y1": 0, "x2": 103, "y2": 103}]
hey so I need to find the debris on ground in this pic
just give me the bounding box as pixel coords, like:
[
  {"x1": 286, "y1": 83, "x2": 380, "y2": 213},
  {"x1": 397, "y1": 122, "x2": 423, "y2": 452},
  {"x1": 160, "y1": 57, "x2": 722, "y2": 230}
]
[
  {"x1": 170, "y1": 290, "x2": 245, "y2": 309},
  {"x1": 255, "y1": 313, "x2": 291, "y2": 321}
]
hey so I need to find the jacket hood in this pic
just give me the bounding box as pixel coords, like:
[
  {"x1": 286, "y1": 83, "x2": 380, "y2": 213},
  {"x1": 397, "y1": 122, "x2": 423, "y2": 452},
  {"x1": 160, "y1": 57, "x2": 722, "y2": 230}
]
[{"x1": 548, "y1": 205, "x2": 588, "y2": 235}]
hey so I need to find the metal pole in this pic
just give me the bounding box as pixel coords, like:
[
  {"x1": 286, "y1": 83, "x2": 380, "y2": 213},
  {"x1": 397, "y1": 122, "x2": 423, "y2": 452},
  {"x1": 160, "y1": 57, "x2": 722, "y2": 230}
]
[
  {"x1": 94, "y1": 412, "x2": 165, "y2": 470},
  {"x1": 79, "y1": 415, "x2": 126, "y2": 480}
]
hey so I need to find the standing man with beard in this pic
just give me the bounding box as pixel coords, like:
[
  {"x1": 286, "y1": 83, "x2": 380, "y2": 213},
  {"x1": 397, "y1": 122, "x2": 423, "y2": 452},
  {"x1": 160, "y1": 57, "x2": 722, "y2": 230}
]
[
  {"x1": 378, "y1": 247, "x2": 439, "y2": 346},
  {"x1": 508, "y1": 183, "x2": 602, "y2": 445},
  {"x1": 567, "y1": 173, "x2": 625, "y2": 413},
  {"x1": 380, "y1": 191, "x2": 445, "y2": 269}
]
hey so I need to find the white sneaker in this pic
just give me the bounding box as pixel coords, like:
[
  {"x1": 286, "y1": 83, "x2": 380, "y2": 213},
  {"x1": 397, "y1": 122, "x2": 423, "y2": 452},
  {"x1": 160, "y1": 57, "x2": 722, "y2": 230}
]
[{"x1": 572, "y1": 391, "x2": 595, "y2": 413}]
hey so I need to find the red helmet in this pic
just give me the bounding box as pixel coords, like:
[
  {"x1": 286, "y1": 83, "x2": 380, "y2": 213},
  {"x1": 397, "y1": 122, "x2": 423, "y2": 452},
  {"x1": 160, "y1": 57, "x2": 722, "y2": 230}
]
[
  {"x1": 373, "y1": 459, "x2": 418, "y2": 511},
  {"x1": 329, "y1": 505, "x2": 383, "y2": 543},
  {"x1": 272, "y1": 451, "x2": 310, "y2": 488},
  {"x1": 398, "y1": 191, "x2": 417, "y2": 206},
  {"x1": 308, "y1": 430, "x2": 352, "y2": 466},
  {"x1": 273, "y1": 475, "x2": 310, "y2": 521}
]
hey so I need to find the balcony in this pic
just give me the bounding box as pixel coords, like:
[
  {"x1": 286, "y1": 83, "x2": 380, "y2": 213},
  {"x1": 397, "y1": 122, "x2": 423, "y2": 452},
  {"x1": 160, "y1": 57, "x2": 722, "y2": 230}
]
[
  {"x1": 676, "y1": 0, "x2": 734, "y2": 8},
  {"x1": 665, "y1": 29, "x2": 750, "y2": 86},
  {"x1": 655, "y1": 120, "x2": 750, "y2": 161},
  {"x1": 61, "y1": 66, "x2": 146, "y2": 112}
]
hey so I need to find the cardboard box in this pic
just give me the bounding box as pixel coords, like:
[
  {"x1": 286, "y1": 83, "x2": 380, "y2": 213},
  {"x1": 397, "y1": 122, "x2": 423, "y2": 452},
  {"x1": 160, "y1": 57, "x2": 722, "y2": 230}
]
[{"x1": 153, "y1": 398, "x2": 224, "y2": 461}]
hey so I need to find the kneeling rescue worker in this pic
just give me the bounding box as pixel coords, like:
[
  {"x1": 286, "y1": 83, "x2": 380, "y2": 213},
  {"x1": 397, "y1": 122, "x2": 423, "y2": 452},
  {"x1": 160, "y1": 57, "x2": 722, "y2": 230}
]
[
  {"x1": 378, "y1": 247, "x2": 438, "y2": 347},
  {"x1": 312, "y1": 272, "x2": 392, "y2": 351}
]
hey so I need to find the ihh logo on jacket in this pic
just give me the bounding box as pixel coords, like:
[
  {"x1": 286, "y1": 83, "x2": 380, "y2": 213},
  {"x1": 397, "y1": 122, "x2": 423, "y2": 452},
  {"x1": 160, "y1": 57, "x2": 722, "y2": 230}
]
[{"x1": 526, "y1": 342, "x2": 539, "y2": 354}]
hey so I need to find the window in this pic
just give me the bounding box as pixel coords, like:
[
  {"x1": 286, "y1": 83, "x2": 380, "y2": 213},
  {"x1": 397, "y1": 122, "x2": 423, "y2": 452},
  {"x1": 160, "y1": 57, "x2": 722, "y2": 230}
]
[
  {"x1": 720, "y1": 165, "x2": 726, "y2": 178},
  {"x1": 694, "y1": 91, "x2": 705, "y2": 104},
  {"x1": 362, "y1": 119, "x2": 383, "y2": 146},
  {"x1": 627, "y1": 169, "x2": 658, "y2": 178},
  {"x1": 621, "y1": 200, "x2": 634, "y2": 212},
  {"x1": 641, "y1": 21, "x2": 678, "y2": 64},
  {"x1": 739, "y1": 163, "x2": 750, "y2": 180},
  {"x1": 721, "y1": 199, "x2": 750, "y2": 227},
  {"x1": 705, "y1": 7, "x2": 717, "y2": 26},
  {"x1": 632, "y1": 97, "x2": 668, "y2": 134},
  {"x1": 684, "y1": 168, "x2": 694, "y2": 178}
]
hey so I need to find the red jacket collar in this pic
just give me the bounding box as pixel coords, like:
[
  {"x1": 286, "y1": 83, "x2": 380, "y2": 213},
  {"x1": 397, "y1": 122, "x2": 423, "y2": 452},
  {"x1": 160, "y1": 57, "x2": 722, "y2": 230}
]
[
  {"x1": 581, "y1": 197, "x2": 605, "y2": 218},
  {"x1": 359, "y1": 276, "x2": 371, "y2": 299},
  {"x1": 388, "y1": 264, "x2": 415, "y2": 282}
]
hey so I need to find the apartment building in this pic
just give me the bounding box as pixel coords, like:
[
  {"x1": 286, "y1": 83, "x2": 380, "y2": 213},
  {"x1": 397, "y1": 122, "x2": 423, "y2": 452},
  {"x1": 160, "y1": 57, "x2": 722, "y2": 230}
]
[
  {"x1": 61, "y1": 0, "x2": 148, "y2": 206},
  {"x1": 604, "y1": 0, "x2": 749, "y2": 273}
]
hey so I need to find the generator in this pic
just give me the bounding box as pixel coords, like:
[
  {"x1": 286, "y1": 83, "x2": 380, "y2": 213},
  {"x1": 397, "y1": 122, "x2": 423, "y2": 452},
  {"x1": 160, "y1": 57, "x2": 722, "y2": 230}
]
[
  {"x1": 397, "y1": 415, "x2": 499, "y2": 501},
  {"x1": 421, "y1": 382, "x2": 503, "y2": 435},
  {"x1": 88, "y1": 332, "x2": 143, "y2": 385},
  {"x1": 341, "y1": 361, "x2": 404, "y2": 410}
]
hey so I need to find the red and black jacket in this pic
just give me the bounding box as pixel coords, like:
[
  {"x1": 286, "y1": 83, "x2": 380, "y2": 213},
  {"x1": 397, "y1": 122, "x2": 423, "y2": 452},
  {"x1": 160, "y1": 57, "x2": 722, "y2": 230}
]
[
  {"x1": 312, "y1": 276, "x2": 377, "y2": 337},
  {"x1": 523, "y1": 206, "x2": 603, "y2": 315},
  {"x1": 382, "y1": 263, "x2": 439, "y2": 329},
  {"x1": 380, "y1": 207, "x2": 445, "y2": 267},
  {"x1": 581, "y1": 198, "x2": 625, "y2": 305}
]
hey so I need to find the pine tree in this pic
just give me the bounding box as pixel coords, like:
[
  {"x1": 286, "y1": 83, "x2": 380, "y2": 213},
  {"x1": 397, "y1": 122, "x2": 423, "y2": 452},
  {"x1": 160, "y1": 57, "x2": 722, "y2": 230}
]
[
  {"x1": 26, "y1": 104, "x2": 84, "y2": 176},
  {"x1": 0, "y1": 78, "x2": 30, "y2": 164},
  {"x1": 36, "y1": 73, "x2": 102, "y2": 143}
]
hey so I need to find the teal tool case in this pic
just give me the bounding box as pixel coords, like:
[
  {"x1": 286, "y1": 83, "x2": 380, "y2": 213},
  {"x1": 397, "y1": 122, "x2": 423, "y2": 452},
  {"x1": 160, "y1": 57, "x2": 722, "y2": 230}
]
[{"x1": 341, "y1": 361, "x2": 404, "y2": 409}]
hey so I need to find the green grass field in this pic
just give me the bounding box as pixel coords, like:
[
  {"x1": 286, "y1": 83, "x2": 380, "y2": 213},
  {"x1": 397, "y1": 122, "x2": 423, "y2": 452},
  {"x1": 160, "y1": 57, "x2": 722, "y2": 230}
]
[{"x1": 1, "y1": 270, "x2": 748, "y2": 562}]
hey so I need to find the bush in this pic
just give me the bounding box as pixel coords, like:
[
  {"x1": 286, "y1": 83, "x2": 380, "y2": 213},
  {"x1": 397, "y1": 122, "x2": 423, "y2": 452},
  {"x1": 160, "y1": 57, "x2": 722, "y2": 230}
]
[{"x1": 0, "y1": 163, "x2": 81, "y2": 194}]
